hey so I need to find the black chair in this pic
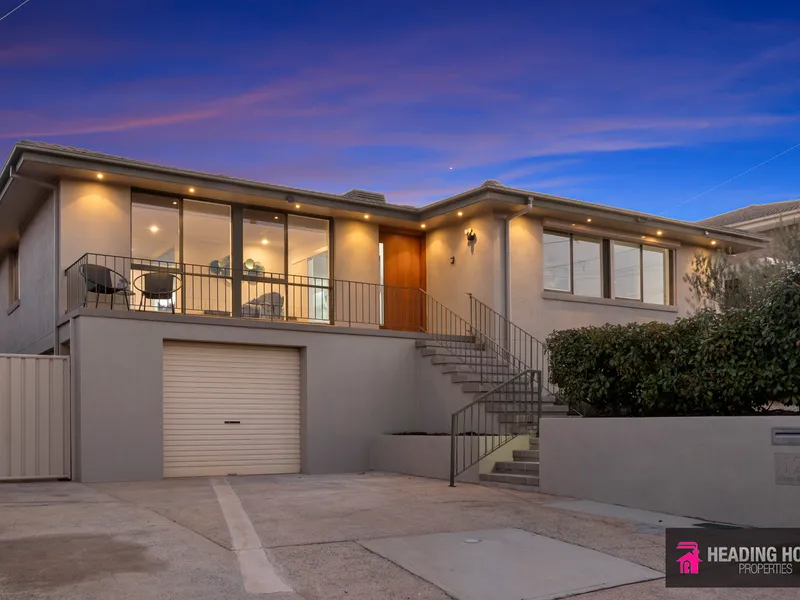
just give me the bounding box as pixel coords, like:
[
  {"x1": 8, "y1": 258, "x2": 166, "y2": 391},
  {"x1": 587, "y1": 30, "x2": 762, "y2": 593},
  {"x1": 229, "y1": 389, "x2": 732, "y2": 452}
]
[
  {"x1": 133, "y1": 272, "x2": 182, "y2": 314},
  {"x1": 80, "y1": 264, "x2": 130, "y2": 310}
]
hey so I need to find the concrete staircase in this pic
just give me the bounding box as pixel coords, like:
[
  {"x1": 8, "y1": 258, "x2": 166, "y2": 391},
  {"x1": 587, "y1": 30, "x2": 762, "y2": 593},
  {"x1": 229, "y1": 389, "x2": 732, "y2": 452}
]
[
  {"x1": 479, "y1": 438, "x2": 540, "y2": 488},
  {"x1": 416, "y1": 337, "x2": 565, "y2": 490}
]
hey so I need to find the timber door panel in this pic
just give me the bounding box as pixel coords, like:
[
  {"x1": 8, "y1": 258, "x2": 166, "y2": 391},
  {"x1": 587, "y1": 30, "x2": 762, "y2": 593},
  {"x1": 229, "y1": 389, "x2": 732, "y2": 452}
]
[{"x1": 379, "y1": 231, "x2": 426, "y2": 331}]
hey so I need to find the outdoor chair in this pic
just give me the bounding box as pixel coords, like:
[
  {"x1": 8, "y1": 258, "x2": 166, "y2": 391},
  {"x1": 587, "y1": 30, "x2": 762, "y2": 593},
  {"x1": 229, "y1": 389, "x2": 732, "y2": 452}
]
[
  {"x1": 80, "y1": 263, "x2": 130, "y2": 310},
  {"x1": 133, "y1": 272, "x2": 182, "y2": 314}
]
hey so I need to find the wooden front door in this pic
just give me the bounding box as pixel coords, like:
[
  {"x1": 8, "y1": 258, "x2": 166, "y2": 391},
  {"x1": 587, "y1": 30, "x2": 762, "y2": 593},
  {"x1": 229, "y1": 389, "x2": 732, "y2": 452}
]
[{"x1": 379, "y1": 231, "x2": 426, "y2": 331}]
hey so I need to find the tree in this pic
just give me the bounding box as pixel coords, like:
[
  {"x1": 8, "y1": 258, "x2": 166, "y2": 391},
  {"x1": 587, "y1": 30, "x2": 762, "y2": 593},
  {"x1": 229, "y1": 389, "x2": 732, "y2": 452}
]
[{"x1": 685, "y1": 217, "x2": 800, "y2": 312}]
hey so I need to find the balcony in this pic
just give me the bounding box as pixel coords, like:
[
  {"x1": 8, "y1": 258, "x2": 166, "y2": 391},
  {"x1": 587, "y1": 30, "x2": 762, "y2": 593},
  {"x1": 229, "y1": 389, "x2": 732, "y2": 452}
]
[{"x1": 64, "y1": 253, "x2": 426, "y2": 331}]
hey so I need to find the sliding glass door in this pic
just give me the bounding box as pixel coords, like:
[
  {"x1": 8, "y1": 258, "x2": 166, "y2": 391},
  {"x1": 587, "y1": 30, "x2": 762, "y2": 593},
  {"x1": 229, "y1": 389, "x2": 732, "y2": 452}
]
[{"x1": 131, "y1": 195, "x2": 330, "y2": 320}]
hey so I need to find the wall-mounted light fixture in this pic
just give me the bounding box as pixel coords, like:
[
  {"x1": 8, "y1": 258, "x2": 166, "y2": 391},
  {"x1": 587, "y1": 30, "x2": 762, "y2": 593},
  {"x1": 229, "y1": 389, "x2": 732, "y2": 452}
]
[{"x1": 465, "y1": 227, "x2": 477, "y2": 254}]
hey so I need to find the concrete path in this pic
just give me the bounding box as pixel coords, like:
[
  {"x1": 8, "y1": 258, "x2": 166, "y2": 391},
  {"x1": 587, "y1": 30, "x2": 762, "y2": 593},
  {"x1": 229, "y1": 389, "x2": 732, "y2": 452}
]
[{"x1": 1, "y1": 473, "x2": 796, "y2": 599}]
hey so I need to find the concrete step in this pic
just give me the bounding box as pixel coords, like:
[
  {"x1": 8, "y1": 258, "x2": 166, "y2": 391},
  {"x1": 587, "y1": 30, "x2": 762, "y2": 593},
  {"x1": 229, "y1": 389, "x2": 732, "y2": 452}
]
[
  {"x1": 494, "y1": 461, "x2": 539, "y2": 475},
  {"x1": 484, "y1": 402, "x2": 566, "y2": 414},
  {"x1": 461, "y1": 382, "x2": 537, "y2": 393},
  {"x1": 421, "y1": 347, "x2": 497, "y2": 358},
  {"x1": 415, "y1": 339, "x2": 483, "y2": 350},
  {"x1": 499, "y1": 413, "x2": 570, "y2": 424},
  {"x1": 529, "y1": 438, "x2": 539, "y2": 450},
  {"x1": 479, "y1": 472, "x2": 539, "y2": 487},
  {"x1": 429, "y1": 354, "x2": 509, "y2": 366},
  {"x1": 451, "y1": 372, "x2": 537, "y2": 385},
  {"x1": 440, "y1": 364, "x2": 516, "y2": 376},
  {"x1": 513, "y1": 449, "x2": 539, "y2": 461}
]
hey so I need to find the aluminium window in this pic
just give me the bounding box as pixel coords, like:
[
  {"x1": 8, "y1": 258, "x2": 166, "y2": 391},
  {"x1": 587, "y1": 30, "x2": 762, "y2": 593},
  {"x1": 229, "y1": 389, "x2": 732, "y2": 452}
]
[
  {"x1": 544, "y1": 230, "x2": 674, "y2": 306},
  {"x1": 9, "y1": 249, "x2": 20, "y2": 306},
  {"x1": 543, "y1": 232, "x2": 602, "y2": 297}
]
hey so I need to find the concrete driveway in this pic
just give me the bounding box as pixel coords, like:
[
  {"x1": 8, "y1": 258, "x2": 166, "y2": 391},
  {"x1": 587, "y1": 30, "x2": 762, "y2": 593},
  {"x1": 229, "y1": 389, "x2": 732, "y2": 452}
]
[{"x1": 0, "y1": 473, "x2": 793, "y2": 599}]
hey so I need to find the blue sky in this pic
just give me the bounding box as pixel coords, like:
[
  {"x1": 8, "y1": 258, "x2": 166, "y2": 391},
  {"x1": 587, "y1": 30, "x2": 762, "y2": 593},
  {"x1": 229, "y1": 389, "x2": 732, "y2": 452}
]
[{"x1": 1, "y1": 0, "x2": 798, "y2": 219}]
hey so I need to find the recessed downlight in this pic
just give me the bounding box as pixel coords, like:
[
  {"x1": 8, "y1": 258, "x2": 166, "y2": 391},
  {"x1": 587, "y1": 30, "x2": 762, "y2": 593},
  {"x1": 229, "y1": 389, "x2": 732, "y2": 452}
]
[
  {"x1": 295, "y1": 203, "x2": 301, "y2": 209},
  {"x1": 421, "y1": 224, "x2": 426, "y2": 229},
  {"x1": 96, "y1": 173, "x2": 104, "y2": 179},
  {"x1": 364, "y1": 214, "x2": 370, "y2": 220},
  {"x1": 189, "y1": 187, "x2": 195, "y2": 193},
  {"x1": 656, "y1": 230, "x2": 663, "y2": 236},
  {"x1": 457, "y1": 211, "x2": 463, "y2": 217},
  {"x1": 149, "y1": 225, "x2": 159, "y2": 233}
]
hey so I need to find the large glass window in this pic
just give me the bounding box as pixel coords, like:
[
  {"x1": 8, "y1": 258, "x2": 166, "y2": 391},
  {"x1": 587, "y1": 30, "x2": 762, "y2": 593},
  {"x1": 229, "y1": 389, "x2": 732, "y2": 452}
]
[
  {"x1": 572, "y1": 237, "x2": 602, "y2": 297},
  {"x1": 543, "y1": 229, "x2": 673, "y2": 305},
  {"x1": 613, "y1": 241, "x2": 641, "y2": 300},
  {"x1": 131, "y1": 193, "x2": 180, "y2": 262},
  {"x1": 543, "y1": 232, "x2": 601, "y2": 297},
  {"x1": 241, "y1": 209, "x2": 286, "y2": 318},
  {"x1": 183, "y1": 200, "x2": 231, "y2": 315},
  {"x1": 543, "y1": 232, "x2": 571, "y2": 292},
  {"x1": 288, "y1": 215, "x2": 330, "y2": 322},
  {"x1": 643, "y1": 246, "x2": 669, "y2": 305}
]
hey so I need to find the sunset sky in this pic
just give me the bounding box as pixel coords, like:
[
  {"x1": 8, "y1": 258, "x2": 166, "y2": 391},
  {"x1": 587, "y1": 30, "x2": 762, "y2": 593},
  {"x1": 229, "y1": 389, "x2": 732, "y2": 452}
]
[{"x1": 1, "y1": 0, "x2": 798, "y2": 219}]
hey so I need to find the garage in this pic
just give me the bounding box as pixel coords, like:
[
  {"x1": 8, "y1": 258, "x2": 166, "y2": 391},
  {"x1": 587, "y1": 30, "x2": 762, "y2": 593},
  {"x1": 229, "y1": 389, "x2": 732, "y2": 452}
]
[{"x1": 162, "y1": 341, "x2": 301, "y2": 477}]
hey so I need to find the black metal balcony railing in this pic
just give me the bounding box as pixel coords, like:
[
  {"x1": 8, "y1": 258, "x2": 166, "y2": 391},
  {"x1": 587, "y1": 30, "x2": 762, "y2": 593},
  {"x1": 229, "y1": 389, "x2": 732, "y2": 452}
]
[{"x1": 64, "y1": 253, "x2": 429, "y2": 328}]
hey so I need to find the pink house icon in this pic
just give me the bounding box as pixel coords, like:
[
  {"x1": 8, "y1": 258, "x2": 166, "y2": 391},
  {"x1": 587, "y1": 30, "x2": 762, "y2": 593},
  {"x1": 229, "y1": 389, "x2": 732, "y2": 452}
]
[{"x1": 676, "y1": 541, "x2": 702, "y2": 574}]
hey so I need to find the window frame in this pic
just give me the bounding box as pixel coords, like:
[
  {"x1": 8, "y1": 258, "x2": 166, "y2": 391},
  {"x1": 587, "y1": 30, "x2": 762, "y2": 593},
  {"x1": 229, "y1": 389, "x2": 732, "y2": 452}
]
[
  {"x1": 543, "y1": 231, "x2": 604, "y2": 297},
  {"x1": 131, "y1": 188, "x2": 335, "y2": 279},
  {"x1": 8, "y1": 249, "x2": 20, "y2": 308},
  {"x1": 543, "y1": 229, "x2": 675, "y2": 306},
  {"x1": 131, "y1": 188, "x2": 335, "y2": 318}
]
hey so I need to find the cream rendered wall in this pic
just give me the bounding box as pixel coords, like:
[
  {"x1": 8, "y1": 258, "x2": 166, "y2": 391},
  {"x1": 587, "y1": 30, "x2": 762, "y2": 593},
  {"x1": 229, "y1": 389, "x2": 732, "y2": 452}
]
[
  {"x1": 426, "y1": 211, "x2": 503, "y2": 320},
  {"x1": 508, "y1": 214, "x2": 700, "y2": 345},
  {"x1": 0, "y1": 194, "x2": 56, "y2": 354},
  {"x1": 333, "y1": 218, "x2": 379, "y2": 283},
  {"x1": 59, "y1": 180, "x2": 132, "y2": 313}
]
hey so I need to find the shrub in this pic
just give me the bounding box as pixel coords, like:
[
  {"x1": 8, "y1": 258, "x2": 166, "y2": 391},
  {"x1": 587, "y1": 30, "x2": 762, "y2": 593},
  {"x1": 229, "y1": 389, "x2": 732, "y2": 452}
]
[{"x1": 546, "y1": 269, "x2": 800, "y2": 416}]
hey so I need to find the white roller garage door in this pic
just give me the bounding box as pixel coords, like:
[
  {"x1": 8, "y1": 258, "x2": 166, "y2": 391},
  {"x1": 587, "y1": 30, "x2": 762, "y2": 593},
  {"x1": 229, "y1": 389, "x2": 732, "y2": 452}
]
[{"x1": 163, "y1": 342, "x2": 301, "y2": 478}]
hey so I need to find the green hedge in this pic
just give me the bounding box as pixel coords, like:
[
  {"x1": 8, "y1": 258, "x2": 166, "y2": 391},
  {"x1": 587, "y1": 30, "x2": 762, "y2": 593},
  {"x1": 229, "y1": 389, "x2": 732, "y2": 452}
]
[{"x1": 545, "y1": 270, "x2": 800, "y2": 416}]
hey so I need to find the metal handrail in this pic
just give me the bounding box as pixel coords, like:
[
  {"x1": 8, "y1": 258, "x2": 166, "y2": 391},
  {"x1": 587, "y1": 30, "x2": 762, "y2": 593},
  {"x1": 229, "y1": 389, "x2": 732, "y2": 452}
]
[
  {"x1": 418, "y1": 290, "x2": 528, "y2": 385},
  {"x1": 449, "y1": 369, "x2": 542, "y2": 486},
  {"x1": 467, "y1": 293, "x2": 556, "y2": 396}
]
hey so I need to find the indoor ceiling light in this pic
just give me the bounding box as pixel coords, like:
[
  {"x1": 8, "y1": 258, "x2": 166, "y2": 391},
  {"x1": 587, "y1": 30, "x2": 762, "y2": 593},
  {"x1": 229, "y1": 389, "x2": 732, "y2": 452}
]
[
  {"x1": 261, "y1": 238, "x2": 269, "y2": 245},
  {"x1": 457, "y1": 211, "x2": 463, "y2": 217},
  {"x1": 295, "y1": 203, "x2": 301, "y2": 209},
  {"x1": 149, "y1": 225, "x2": 159, "y2": 233},
  {"x1": 421, "y1": 224, "x2": 426, "y2": 229},
  {"x1": 189, "y1": 187, "x2": 195, "y2": 193},
  {"x1": 96, "y1": 173, "x2": 104, "y2": 179},
  {"x1": 711, "y1": 240, "x2": 717, "y2": 245},
  {"x1": 364, "y1": 214, "x2": 370, "y2": 219},
  {"x1": 586, "y1": 218, "x2": 592, "y2": 223},
  {"x1": 657, "y1": 230, "x2": 663, "y2": 236}
]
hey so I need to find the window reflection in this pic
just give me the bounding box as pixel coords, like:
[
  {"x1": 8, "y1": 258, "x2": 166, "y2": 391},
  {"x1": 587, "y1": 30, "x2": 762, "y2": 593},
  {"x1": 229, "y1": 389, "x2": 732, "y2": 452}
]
[
  {"x1": 573, "y1": 237, "x2": 602, "y2": 297},
  {"x1": 643, "y1": 246, "x2": 669, "y2": 305},
  {"x1": 543, "y1": 233, "x2": 571, "y2": 292}
]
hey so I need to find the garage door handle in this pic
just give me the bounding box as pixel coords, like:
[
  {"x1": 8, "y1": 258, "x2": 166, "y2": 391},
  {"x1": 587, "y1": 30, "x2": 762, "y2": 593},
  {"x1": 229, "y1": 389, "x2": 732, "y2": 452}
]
[{"x1": 224, "y1": 420, "x2": 241, "y2": 424}]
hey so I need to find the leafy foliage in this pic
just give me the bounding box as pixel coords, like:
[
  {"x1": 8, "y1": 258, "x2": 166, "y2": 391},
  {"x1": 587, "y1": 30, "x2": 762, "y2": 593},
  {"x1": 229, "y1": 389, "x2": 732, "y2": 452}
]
[
  {"x1": 546, "y1": 269, "x2": 800, "y2": 416},
  {"x1": 685, "y1": 218, "x2": 800, "y2": 311}
]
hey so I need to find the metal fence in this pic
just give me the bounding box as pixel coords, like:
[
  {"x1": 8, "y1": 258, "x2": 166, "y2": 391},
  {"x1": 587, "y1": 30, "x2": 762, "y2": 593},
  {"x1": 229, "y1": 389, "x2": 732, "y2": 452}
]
[{"x1": 0, "y1": 354, "x2": 70, "y2": 481}]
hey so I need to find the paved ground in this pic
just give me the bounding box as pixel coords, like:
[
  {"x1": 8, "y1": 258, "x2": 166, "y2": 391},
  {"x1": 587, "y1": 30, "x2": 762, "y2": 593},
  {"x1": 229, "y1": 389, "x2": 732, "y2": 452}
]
[{"x1": 0, "y1": 473, "x2": 793, "y2": 599}]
